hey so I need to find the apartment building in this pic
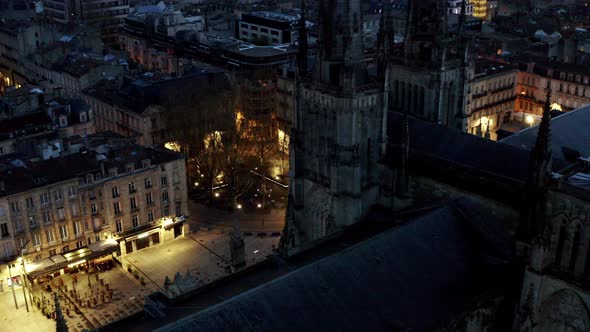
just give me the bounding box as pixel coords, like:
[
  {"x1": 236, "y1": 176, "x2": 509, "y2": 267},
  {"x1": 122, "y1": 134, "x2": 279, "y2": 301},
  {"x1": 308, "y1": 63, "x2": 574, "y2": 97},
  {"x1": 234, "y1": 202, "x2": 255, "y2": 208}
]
[
  {"x1": 0, "y1": 88, "x2": 95, "y2": 158},
  {"x1": 0, "y1": 17, "x2": 125, "y2": 98},
  {"x1": 237, "y1": 11, "x2": 299, "y2": 46},
  {"x1": 0, "y1": 134, "x2": 188, "y2": 269},
  {"x1": 465, "y1": 60, "x2": 517, "y2": 140},
  {"x1": 515, "y1": 61, "x2": 590, "y2": 124},
  {"x1": 83, "y1": 69, "x2": 229, "y2": 146},
  {"x1": 42, "y1": 0, "x2": 130, "y2": 42},
  {"x1": 120, "y1": 2, "x2": 205, "y2": 75}
]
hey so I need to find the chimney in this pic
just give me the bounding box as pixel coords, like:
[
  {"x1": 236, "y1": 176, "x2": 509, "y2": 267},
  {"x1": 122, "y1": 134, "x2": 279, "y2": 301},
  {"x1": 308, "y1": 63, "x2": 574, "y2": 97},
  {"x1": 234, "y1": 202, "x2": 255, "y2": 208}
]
[{"x1": 526, "y1": 62, "x2": 535, "y2": 73}]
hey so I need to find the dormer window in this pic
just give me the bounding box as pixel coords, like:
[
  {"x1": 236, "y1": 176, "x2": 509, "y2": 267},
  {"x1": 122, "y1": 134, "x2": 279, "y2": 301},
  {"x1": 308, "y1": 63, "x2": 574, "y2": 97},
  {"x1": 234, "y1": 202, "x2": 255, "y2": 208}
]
[
  {"x1": 109, "y1": 168, "x2": 118, "y2": 177},
  {"x1": 86, "y1": 174, "x2": 94, "y2": 184},
  {"x1": 80, "y1": 112, "x2": 87, "y2": 123},
  {"x1": 126, "y1": 163, "x2": 134, "y2": 172},
  {"x1": 142, "y1": 159, "x2": 151, "y2": 168}
]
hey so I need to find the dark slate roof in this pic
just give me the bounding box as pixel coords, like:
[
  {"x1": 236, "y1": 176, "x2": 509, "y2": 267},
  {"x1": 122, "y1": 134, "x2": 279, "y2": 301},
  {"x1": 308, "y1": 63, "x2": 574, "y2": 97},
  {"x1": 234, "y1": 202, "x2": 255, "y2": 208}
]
[
  {"x1": 84, "y1": 69, "x2": 230, "y2": 115},
  {"x1": 387, "y1": 112, "x2": 531, "y2": 181},
  {"x1": 0, "y1": 141, "x2": 183, "y2": 197},
  {"x1": 156, "y1": 199, "x2": 512, "y2": 332},
  {"x1": 499, "y1": 105, "x2": 590, "y2": 169},
  {"x1": 0, "y1": 111, "x2": 51, "y2": 138}
]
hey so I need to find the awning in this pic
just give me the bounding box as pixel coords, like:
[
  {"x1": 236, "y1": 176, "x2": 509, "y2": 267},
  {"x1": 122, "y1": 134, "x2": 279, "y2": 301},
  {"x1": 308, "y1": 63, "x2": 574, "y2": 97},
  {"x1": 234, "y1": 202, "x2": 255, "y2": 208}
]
[{"x1": 26, "y1": 239, "x2": 118, "y2": 278}]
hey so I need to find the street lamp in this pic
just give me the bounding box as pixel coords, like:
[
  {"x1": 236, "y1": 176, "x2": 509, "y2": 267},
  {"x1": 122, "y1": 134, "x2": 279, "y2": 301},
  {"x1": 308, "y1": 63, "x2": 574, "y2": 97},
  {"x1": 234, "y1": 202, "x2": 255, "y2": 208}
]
[
  {"x1": 19, "y1": 241, "x2": 30, "y2": 312},
  {"x1": 7, "y1": 263, "x2": 18, "y2": 309},
  {"x1": 525, "y1": 115, "x2": 534, "y2": 127}
]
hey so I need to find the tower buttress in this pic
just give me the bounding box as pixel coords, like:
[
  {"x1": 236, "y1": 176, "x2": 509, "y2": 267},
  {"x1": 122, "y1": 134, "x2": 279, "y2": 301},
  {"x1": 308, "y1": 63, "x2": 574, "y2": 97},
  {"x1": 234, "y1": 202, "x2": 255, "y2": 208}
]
[
  {"x1": 518, "y1": 79, "x2": 553, "y2": 244},
  {"x1": 314, "y1": 0, "x2": 368, "y2": 92}
]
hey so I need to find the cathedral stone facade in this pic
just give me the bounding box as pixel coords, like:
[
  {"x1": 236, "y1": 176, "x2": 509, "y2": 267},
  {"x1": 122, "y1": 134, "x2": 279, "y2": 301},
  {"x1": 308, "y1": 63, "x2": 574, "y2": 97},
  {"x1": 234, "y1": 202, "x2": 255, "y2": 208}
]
[
  {"x1": 389, "y1": 0, "x2": 470, "y2": 130},
  {"x1": 281, "y1": 1, "x2": 590, "y2": 330},
  {"x1": 281, "y1": 0, "x2": 389, "y2": 253}
]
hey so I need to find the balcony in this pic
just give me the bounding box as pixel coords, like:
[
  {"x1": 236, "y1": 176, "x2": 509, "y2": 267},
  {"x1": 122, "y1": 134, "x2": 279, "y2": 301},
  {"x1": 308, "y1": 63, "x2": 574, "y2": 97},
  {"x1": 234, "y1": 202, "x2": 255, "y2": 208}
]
[
  {"x1": 472, "y1": 91, "x2": 488, "y2": 99},
  {"x1": 491, "y1": 84, "x2": 514, "y2": 94},
  {"x1": 472, "y1": 96, "x2": 516, "y2": 113}
]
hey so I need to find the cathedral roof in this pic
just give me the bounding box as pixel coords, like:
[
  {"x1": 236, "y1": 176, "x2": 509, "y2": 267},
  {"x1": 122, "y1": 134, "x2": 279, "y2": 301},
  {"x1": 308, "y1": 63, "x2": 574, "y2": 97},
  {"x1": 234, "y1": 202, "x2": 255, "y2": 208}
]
[
  {"x1": 155, "y1": 199, "x2": 513, "y2": 332},
  {"x1": 500, "y1": 104, "x2": 590, "y2": 169},
  {"x1": 387, "y1": 112, "x2": 531, "y2": 182}
]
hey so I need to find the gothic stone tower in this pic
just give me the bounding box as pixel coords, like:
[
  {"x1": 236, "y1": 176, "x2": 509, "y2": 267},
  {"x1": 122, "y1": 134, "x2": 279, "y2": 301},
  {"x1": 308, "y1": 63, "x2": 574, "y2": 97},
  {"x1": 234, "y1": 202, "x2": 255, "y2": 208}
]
[
  {"x1": 281, "y1": 0, "x2": 387, "y2": 255},
  {"x1": 390, "y1": 0, "x2": 469, "y2": 130}
]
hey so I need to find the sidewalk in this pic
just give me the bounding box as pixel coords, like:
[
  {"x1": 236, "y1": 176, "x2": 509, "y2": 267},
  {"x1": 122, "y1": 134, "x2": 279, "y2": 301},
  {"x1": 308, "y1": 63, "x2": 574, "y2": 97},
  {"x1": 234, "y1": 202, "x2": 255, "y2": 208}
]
[
  {"x1": 0, "y1": 289, "x2": 56, "y2": 332},
  {"x1": 124, "y1": 230, "x2": 280, "y2": 297}
]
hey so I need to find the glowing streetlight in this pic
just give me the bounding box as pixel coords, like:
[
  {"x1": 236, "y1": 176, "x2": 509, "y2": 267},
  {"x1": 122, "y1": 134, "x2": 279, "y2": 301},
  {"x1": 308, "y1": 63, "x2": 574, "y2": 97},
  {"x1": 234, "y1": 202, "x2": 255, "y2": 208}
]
[
  {"x1": 214, "y1": 192, "x2": 220, "y2": 198},
  {"x1": 194, "y1": 182, "x2": 199, "y2": 187},
  {"x1": 237, "y1": 204, "x2": 243, "y2": 209},
  {"x1": 525, "y1": 115, "x2": 534, "y2": 127},
  {"x1": 257, "y1": 203, "x2": 262, "y2": 208}
]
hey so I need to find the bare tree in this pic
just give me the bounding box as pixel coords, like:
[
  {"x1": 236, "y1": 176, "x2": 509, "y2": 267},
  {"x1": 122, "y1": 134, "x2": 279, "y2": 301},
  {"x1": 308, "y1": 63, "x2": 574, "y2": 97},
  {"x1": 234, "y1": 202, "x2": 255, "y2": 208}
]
[
  {"x1": 221, "y1": 121, "x2": 253, "y2": 209},
  {"x1": 163, "y1": 80, "x2": 235, "y2": 188}
]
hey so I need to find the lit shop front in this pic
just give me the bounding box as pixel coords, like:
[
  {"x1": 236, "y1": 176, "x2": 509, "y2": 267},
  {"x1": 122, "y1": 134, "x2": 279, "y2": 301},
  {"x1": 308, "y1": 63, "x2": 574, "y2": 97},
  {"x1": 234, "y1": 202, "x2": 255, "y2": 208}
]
[
  {"x1": 116, "y1": 215, "x2": 187, "y2": 256},
  {"x1": 24, "y1": 238, "x2": 119, "y2": 282}
]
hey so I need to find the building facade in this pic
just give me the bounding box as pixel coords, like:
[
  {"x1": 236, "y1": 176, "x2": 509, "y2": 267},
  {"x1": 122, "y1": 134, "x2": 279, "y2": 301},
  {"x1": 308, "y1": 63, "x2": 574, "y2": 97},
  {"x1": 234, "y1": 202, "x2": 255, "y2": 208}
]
[
  {"x1": 282, "y1": 0, "x2": 388, "y2": 253},
  {"x1": 119, "y1": 2, "x2": 205, "y2": 75},
  {"x1": 42, "y1": 0, "x2": 130, "y2": 42},
  {"x1": 237, "y1": 11, "x2": 299, "y2": 46},
  {"x1": 448, "y1": 0, "x2": 474, "y2": 16},
  {"x1": 515, "y1": 62, "x2": 590, "y2": 125},
  {"x1": 0, "y1": 137, "x2": 188, "y2": 267},
  {"x1": 465, "y1": 60, "x2": 517, "y2": 140},
  {"x1": 389, "y1": 0, "x2": 470, "y2": 131},
  {"x1": 84, "y1": 69, "x2": 230, "y2": 146}
]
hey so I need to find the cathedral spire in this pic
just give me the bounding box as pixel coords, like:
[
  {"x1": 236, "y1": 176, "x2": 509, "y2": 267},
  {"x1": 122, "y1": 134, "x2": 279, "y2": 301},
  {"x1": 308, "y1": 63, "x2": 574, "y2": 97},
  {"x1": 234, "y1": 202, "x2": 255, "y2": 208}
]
[
  {"x1": 377, "y1": 0, "x2": 395, "y2": 77},
  {"x1": 297, "y1": 0, "x2": 308, "y2": 80},
  {"x1": 314, "y1": 0, "x2": 367, "y2": 91},
  {"x1": 518, "y1": 80, "x2": 553, "y2": 243}
]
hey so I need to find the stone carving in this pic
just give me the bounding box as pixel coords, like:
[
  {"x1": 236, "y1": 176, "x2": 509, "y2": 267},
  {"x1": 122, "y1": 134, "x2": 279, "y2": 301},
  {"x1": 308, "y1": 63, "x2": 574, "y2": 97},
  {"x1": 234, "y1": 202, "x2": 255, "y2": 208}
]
[
  {"x1": 538, "y1": 288, "x2": 590, "y2": 332},
  {"x1": 164, "y1": 269, "x2": 198, "y2": 298}
]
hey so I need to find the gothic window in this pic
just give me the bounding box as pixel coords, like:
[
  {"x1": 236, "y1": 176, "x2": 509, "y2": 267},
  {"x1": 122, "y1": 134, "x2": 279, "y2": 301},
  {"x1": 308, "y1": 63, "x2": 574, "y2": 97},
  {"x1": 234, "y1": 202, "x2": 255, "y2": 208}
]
[
  {"x1": 569, "y1": 224, "x2": 582, "y2": 271},
  {"x1": 555, "y1": 222, "x2": 567, "y2": 266}
]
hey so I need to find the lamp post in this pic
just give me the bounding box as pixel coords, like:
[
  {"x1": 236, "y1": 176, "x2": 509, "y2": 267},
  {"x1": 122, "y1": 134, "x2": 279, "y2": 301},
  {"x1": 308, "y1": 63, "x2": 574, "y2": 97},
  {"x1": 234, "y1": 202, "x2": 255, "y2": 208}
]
[
  {"x1": 525, "y1": 115, "x2": 534, "y2": 127},
  {"x1": 7, "y1": 264, "x2": 18, "y2": 309},
  {"x1": 19, "y1": 241, "x2": 30, "y2": 312}
]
